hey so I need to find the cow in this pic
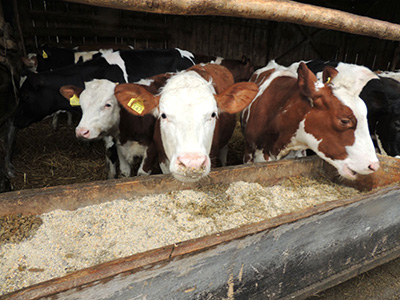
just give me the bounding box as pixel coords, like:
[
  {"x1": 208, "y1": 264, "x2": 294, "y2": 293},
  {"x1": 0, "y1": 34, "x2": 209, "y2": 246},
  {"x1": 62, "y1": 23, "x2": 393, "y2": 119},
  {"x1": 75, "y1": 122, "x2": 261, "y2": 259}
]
[
  {"x1": 306, "y1": 60, "x2": 400, "y2": 157},
  {"x1": 21, "y1": 45, "x2": 110, "y2": 73},
  {"x1": 114, "y1": 63, "x2": 258, "y2": 182},
  {"x1": 59, "y1": 75, "x2": 171, "y2": 178},
  {"x1": 377, "y1": 70, "x2": 400, "y2": 83},
  {"x1": 15, "y1": 48, "x2": 195, "y2": 129},
  {"x1": 241, "y1": 60, "x2": 379, "y2": 180},
  {"x1": 21, "y1": 46, "x2": 119, "y2": 129},
  {"x1": 194, "y1": 54, "x2": 255, "y2": 82}
]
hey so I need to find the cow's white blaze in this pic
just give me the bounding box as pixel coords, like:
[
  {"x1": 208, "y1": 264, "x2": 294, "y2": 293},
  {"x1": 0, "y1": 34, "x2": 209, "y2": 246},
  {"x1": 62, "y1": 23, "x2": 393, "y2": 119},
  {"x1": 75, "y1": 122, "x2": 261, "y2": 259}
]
[
  {"x1": 76, "y1": 79, "x2": 120, "y2": 139},
  {"x1": 157, "y1": 70, "x2": 218, "y2": 182}
]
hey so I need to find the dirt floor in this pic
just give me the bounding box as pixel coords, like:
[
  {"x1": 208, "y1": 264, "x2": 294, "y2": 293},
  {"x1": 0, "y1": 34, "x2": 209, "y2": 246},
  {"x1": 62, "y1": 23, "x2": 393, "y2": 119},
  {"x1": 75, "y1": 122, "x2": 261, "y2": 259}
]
[
  {"x1": 4, "y1": 113, "x2": 400, "y2": 299},
  {"x1": 306, "y1": 258, "x2": 400, "y2": 300}
]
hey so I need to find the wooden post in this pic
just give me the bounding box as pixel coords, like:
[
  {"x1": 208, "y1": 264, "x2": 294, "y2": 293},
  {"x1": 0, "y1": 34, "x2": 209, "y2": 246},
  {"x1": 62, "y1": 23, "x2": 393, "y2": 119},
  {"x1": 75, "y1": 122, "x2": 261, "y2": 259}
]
[
  {"x1": 12, "y1": 0, "x2": 26, "y2": 56},
  {"x1": 65, "y1": 0, "x2": 400, "y2": 41}
]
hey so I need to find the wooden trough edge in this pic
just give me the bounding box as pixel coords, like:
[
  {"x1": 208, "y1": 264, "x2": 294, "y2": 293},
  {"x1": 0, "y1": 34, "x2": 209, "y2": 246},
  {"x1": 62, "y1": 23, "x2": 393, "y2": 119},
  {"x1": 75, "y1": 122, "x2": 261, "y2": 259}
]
[
  {"x1": 1, "y1": 155, "x2": 399, "y2": 299},
  {"x1": 66, "y1": 0, "x2": 400, "y2": 41}
]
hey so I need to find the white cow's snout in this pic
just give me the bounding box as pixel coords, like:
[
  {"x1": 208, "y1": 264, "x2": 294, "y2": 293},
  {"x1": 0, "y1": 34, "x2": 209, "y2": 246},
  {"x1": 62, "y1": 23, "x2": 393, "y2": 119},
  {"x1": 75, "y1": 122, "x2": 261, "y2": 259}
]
[{"x1": 76, "y1": 126, "x2": 90, "y2": 139}]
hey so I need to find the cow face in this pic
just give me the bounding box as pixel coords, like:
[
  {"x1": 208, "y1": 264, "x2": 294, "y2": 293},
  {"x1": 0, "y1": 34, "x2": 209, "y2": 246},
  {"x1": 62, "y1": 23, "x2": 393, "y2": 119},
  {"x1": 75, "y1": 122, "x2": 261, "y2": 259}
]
[
  {"x1": 60, "y1": 79, "x2": 119, "y2": 140},
  {"x1": 115, "y1": 69, "x2": 258, "y2": 182},
  {"x1": 296, "y1": 63, "x2": 379, "y2": 179}
]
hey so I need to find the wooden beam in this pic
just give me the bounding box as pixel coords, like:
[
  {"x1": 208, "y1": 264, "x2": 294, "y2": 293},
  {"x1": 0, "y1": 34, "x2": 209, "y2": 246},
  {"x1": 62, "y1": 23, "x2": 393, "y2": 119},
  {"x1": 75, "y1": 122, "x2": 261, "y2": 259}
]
[{"x1": 65, "y1": 0, "x2": 400, "y2": 41}]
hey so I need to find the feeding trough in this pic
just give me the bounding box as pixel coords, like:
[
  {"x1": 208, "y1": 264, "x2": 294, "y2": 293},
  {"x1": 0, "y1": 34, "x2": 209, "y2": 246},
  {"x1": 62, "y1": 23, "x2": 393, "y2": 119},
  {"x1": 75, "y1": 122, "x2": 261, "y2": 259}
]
[{"x1": 0, "y1": 154, "x2": 400, "y2": 300}]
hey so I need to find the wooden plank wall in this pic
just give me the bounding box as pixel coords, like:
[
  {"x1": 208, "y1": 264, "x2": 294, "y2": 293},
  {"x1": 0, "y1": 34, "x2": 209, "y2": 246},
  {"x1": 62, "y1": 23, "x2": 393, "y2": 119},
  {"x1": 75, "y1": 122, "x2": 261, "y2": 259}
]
[{"x1": 17, "y1": 0, "x2": 399, "y2": 70}]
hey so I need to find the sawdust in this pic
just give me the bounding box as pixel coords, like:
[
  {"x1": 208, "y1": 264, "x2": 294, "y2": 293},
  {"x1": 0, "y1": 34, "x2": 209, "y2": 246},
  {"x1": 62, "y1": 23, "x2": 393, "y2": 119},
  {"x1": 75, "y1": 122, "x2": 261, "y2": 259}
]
[{"x1": 0, "y1": 176, "x2": 361, "y2": 296}]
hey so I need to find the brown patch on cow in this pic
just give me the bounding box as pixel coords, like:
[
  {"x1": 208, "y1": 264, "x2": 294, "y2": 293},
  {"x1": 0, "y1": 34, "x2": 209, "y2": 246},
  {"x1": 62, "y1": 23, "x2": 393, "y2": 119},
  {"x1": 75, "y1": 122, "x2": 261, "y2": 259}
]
[
  {"x1": 190, "y1": 64, "x2": 235, "y2": 93},
  {"x1": 243, "y1": 76, "x2": 304, "y2": 161},
  {"x1": 304, "y1": 93, "x2": 356, "y2": 160},
  {"x1": 194, "y1": 54, "x2": 255, "y2": 82},
  {"x1": 143, "y1": 73, "x2": 173, "y2": 94},
  {"x1": 220, "y1": 57, "x2": 255, "y2": 82},
  {"x1": 250, "y1": 69, "x2": 275, "y2": 86}
]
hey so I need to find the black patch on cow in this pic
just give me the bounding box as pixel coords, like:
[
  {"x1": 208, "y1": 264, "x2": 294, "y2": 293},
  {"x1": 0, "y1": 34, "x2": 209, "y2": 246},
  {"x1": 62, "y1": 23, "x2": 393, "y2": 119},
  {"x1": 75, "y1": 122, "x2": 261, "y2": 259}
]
[{"x1": 106, "y1": 141, "x2": 118, "y2": 164}]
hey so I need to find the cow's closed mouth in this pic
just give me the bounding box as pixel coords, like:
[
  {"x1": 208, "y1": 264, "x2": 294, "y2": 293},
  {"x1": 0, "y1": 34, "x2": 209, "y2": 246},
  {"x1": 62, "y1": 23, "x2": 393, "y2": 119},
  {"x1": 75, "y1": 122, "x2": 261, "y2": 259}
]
[{"x1": 342, "y1": 164, "x2": 358, "y2": 180}]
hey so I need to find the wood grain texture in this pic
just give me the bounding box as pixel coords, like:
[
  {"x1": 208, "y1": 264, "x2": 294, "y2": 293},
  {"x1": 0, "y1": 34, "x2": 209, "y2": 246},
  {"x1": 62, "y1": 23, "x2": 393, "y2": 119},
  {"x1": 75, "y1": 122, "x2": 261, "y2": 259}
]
[{"x1": 65, "y1": 0, "x2": 400, "y2": 41}]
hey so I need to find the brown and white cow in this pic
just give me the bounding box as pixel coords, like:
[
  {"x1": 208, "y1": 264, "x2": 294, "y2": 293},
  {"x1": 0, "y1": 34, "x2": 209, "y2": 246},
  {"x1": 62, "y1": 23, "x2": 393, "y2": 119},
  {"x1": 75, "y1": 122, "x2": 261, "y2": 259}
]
[
  {"x1": 115, "y1": 63, "x2": 258, "y2": 182},
  {"x1": 241, "y1": 60, "x2": 379, "y2": 180},
  {"x1": 60, "y1": 74, "x2": 172, "y2": 178}
]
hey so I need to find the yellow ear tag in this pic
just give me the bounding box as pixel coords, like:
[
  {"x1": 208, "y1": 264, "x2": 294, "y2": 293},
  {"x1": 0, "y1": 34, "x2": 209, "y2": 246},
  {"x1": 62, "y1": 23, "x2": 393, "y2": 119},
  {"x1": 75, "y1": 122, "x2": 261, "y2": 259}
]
[
  {"x1": 127, "y1": 97, "x2": 144, "y2": 114},
  {"x1": 69, "y1": 94, "x2": 80, "y2": 106},
  {"x1": 42, "y1": 50, "x2": 48, "y2": 59},
  {"x1": 326, "y1": 77, "x2": 331, "y2": 84}
]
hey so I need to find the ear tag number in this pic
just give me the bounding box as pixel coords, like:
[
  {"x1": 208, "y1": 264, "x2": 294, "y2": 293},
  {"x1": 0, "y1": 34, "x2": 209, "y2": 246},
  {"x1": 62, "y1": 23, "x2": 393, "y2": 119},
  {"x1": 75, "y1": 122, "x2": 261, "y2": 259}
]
[
  {"x1": 70, "y1": 94, "x2": 80, "y2": 106},
  {"x1": 42, "y1": 50, "x2": 48, "y2": 59},
  {"x1": 127, "y1": 97, "x2": 144, "y2": 114},
  {"x1": 326, "y1": 77, "x2": 331, "y2": 84}
]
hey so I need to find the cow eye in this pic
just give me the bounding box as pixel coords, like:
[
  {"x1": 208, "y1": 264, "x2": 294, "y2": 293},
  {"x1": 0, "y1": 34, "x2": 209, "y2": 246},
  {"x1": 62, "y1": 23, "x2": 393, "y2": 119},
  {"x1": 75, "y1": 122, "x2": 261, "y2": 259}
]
[
  {"x1": 105, "y1": 103, "x2": 112, "y2": 108},
  {"x1": 161, "y1": 113, "x2": 167, "y2": 119},
  {"x1": 340, "y1": 118, "x2": 351, "y2": 126},
  {"x1": 211, "y1": 112, "x2": 217, "y2": 118}
]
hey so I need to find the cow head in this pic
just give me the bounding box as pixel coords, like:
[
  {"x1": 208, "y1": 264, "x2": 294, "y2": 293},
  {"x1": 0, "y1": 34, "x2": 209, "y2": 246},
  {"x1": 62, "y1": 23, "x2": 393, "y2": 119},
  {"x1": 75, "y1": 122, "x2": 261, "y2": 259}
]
[
  {"x1": 295, "y1": 62, "x2": 379, "y2": 179},
  {"x1": 60, "y1": 79, "x2": 119, "y2": 140},
  {"x1": 115, "y1": 66, "x2": 258, "y2": 182}
]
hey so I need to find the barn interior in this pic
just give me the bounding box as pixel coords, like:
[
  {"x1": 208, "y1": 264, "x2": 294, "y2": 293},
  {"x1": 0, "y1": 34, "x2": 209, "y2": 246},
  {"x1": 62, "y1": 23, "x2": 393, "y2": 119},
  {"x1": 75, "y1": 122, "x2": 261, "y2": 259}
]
[
  {"x1": 1, "y1": 0, "x2": 399, "y2": 191},
  {"x1": 1, "y1": 0, "x2": 400, "y2": 298}
]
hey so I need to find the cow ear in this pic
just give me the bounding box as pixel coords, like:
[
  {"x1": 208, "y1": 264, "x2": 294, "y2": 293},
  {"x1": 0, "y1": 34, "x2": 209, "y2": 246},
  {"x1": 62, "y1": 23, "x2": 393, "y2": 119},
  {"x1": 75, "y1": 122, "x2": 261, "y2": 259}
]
[
  {"x1": 114, "y1": 83, "x2": 159, "y2": 116},
  {"x1": 215, "y1": 82, "x2": 258, "y2": 113},
  {"x1": 322, "y1": 65, "x2": 339, "y2": 85},
  {"x1": 59, "y1": 85, "x2": 84, "y2": 100},
  {"x1": 297, "y1": 62, "x2": 319, "y2": 100}
]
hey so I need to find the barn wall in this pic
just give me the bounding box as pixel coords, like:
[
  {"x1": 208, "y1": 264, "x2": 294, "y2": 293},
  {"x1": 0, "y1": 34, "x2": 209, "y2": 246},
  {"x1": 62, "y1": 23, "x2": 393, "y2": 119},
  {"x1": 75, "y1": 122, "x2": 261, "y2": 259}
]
[{"x1": 15, "y1": 0, "x2": 400, "y2": 70}]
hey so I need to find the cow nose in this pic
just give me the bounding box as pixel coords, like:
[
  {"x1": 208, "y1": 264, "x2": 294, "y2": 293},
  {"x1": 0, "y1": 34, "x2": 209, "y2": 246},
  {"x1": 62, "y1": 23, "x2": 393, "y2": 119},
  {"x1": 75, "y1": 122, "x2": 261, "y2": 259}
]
[
  {"x1": 76, "y1": 127, "x2": 90, "y2": 139},
  {"x1": 177, "y1": 153, "x2": 208, "y2": 170},
  {"x1": 368, "y1": 161, "x2": 380, "y2": 172}
]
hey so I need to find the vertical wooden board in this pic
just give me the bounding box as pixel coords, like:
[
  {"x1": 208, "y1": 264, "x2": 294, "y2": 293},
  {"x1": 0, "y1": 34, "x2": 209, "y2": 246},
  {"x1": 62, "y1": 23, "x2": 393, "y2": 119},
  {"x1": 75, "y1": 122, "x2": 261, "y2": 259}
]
[
  {"x1": 213, "y1": 19, "x2": 224, "y2": 57},
  {"x1": 251, "y1": 23, "x2": 264, "y2": 67}
]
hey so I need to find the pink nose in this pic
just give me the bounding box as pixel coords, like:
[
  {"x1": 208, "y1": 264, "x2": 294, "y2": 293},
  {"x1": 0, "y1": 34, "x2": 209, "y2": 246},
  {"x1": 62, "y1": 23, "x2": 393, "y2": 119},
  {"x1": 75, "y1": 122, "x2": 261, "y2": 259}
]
[
  {"x1": 368, "y1": 161, "x2": 380, "y2": 172},
  {"x1": 177, "y1": 153, "x2": 208, "y2": 170},
  {"x1": 76, "y1": 127, "x2": 90, "y2": 139}
]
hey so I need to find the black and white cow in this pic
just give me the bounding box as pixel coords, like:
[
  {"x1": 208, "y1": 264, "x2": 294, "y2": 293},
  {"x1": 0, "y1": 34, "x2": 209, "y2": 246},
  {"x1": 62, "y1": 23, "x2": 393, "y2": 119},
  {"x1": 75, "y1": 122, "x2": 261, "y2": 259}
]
[
  {"x1": 21, "y1": 45, "x2": 109, "y2": 73},
  {"x1": 16, "y1": 48, "x2": 195, "y2": 129},
  {"x1": 306, "y1": 60, "x2": 400, "y2": 157}
]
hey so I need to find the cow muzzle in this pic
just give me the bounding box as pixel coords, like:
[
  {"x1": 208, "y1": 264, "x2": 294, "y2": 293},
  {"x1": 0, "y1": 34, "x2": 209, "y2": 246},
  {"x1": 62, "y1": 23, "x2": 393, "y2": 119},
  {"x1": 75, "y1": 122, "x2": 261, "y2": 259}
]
[
  {"x1": 340, "y1": 160, "x2": 380, "y2": 180},
  {"x1": 171, "y1": 153, "x2": 210, "y2": 182}
]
